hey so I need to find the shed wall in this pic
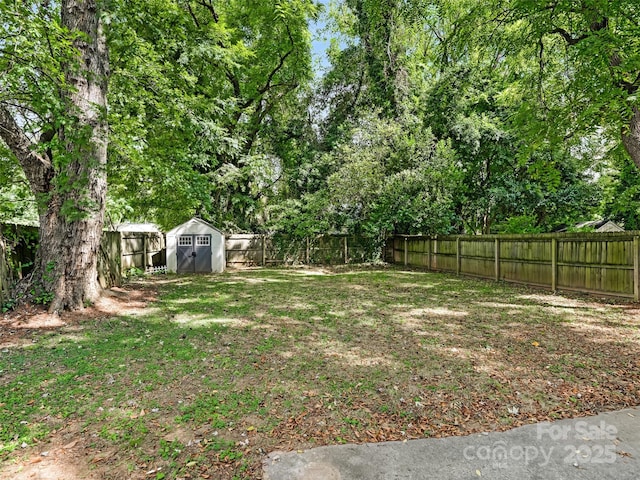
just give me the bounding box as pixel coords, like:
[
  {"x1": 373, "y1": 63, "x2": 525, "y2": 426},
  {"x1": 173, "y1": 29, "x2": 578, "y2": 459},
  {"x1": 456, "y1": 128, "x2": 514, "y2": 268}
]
[{"x1": 166, "y1": 219, "x2": 225, "y2": 273}]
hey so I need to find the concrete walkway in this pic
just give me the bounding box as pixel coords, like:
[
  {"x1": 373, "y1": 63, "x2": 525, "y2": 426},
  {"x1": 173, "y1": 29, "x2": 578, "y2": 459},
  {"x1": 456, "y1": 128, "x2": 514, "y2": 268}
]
[{"x1": 263, "y1": 407, "x2": 640, "y2": 480}]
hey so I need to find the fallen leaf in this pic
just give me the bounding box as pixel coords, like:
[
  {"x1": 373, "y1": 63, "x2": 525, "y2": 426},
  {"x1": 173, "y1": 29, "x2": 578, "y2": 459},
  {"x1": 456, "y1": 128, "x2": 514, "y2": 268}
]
[{"x1": 62, "y1": 440, "x2": 79, "y2": 450}]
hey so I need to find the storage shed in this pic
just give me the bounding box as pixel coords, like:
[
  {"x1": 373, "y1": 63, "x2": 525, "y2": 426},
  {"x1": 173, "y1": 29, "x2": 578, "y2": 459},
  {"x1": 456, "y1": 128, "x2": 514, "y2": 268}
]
[{"x1": 166, "y1": 218, "x2": 225, "y2": 273}]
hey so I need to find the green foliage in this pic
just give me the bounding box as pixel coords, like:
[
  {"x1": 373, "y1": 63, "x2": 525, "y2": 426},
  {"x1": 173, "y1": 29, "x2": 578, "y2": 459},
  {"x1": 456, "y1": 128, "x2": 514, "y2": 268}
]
[
  {"x1": 28, "y1": 261, "x2": 56, "y2": 305},
  {"x1": 450, "y1": 0, "x2": 640, "y2": 179},
  {"x1": 494, "y1": 215, "x2": 543, "y2": 235},
  {"x1": 3, "y1": 0, "x2": 632, "y2": 242},
  {"x1": 272, "y1": 111, "x2": 460, "y2": 236},
  {"x1": 0, "y1": 225, "x2": 39, "y2": 283},
  {"x1": 306, "y1": 0, "x2": 605, "y2": 236},
  {"x1": 0, "y1": 147, "x2": 38, "y2": 225},
  {"x1": 105, "y1": 0, "x2": 317, "y2": 231},
  {"x1": 602, "y1": 147, "x2": 640, "y2": 230},
  {"x1": 267, "y1": 194, "x2": 332, "y2": 238},
  {"x1": 124, "y1": 267, "x2": 146, "y2": 279},
  {"x1": 341, "y1": 119, "x2": 459, "y2": 235},
  {"x1": 0, "y1": 1, "x2": 109, "y2": 221}
]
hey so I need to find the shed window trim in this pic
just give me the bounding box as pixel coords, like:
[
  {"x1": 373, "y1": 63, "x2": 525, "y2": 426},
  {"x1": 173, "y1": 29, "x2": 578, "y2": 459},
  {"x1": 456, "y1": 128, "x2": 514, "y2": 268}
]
[
  {"x1": 196, "y1": 235, "x2": 210, "y2": 246},
  {"x1": 178, "y1": 235, "x2": 192, "y2": 246}
]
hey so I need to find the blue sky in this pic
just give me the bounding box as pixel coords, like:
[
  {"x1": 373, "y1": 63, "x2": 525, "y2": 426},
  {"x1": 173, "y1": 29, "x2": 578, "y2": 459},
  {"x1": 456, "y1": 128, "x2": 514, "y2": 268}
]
[{"x1": 309, "y1": 0, "x2": 332, "y2": 73}]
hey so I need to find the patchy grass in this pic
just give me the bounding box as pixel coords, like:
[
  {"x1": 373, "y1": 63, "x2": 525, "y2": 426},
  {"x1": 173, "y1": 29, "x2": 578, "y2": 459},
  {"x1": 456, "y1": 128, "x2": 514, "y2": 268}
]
[{"x1": 1, "y1": 266, "x2": 640, "y2": 479}]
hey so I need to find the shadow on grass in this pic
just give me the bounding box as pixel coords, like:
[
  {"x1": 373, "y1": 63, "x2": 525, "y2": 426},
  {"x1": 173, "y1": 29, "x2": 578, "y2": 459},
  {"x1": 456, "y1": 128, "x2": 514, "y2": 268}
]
[{"x1": 1, "y1": 267, "x2": 639, "y2": 479}]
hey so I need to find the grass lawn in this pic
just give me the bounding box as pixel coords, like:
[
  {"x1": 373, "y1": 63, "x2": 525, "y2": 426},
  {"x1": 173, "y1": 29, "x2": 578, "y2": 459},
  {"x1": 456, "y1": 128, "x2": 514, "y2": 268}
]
[{"x1": 1, "y1": 266, "x2": 640, "y2": 479}]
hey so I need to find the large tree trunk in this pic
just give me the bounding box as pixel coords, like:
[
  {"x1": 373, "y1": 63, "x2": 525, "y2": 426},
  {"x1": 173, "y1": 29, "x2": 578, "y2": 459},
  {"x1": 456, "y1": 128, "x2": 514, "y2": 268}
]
[
  {"x1": 622, "y1": 107, "x2": 640, "y2": 171},
  {"x1": 0, "y1": 0, "x2": 108, "y2": 312},
  {"x1": 40, "y1": 0, "x2": 109, "y2": 313}
]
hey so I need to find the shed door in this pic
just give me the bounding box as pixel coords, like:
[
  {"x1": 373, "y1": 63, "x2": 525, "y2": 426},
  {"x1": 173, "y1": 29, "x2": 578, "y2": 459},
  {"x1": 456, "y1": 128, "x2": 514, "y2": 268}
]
[
  {"x1": 177, "y1": 235, "x2": 212, "y2": 273},
  {"x1": 194, "y1": 235, "x2": 212, "y2": 272}
]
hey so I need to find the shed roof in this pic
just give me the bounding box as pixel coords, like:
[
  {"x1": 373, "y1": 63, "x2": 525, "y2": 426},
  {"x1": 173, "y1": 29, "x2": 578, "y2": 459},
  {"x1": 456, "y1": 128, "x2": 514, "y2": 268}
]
[
  {"x1": 166, "y1": 217, "x2": 223, "y2": 236},
  {"x1": 114, "y1": 222, "x2": 161, "y2": 232}
]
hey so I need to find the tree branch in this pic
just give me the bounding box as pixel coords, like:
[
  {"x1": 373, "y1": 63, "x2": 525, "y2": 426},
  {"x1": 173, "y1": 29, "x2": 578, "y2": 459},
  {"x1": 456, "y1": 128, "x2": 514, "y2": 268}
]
[
  {"x1": 551, "y1": 14, "x2": 608, "y2": 45},
  {"x1": 194, "y1": 0, "x2": 218, "y2": 23},
  {"x1": 619, "y1": 71, "x2": 640, "y2": 95},
  {"x1": 185, "y1": 1, "x2": 200, "y2": 28},
  {"x1": 226, "y1": 70, "x2": 242, "y2": 99},
  {"x1": 0, "y1": 105, "x2": 53, "y2": 195},
  {"x1": 255, "y1": 25, "x2": 295, "y2": 97},
  {"x1": 550, "y1": 27, "x2": 588, "y2": 46}
]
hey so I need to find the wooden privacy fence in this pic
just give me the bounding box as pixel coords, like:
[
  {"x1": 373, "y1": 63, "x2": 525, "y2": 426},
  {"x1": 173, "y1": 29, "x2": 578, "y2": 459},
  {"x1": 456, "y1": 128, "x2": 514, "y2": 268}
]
[
  {"x1": 388, "y1": 232, "x2": 640, "y2": 299},
  {"x1": 98, "y1": 232, "x2": 122, "y2": 288},
  {"x1": 0, "y1": 226, "x2": 166, "y2": 293},
  {"x1": 120, "y1": 232, "x2": 165, "y2": 270},
  {"x1": 225, "y1": 234, "x2": 376, "y2": 266},
  {"x1": 98, "y1": 231, "x2": 165, "y2": 286}
]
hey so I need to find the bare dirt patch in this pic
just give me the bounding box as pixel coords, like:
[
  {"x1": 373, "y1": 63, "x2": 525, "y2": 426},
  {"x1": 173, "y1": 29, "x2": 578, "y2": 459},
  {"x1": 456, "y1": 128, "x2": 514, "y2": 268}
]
[
  {"x1": 2, "y1": 422, "x2": 101, "y2": 480},
  {"x1": 1, "y1": 268, "x2": 640, "y2": 479},
  {"x1": 0, "y1": 282, "x2": 157, "y2": 348},
  {"x1": 0, "y1": 281, "x2": 157, "y2": 480}
]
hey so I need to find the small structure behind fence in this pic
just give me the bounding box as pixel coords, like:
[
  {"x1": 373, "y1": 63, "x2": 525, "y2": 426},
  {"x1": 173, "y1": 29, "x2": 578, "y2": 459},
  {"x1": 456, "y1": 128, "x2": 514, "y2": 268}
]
[{"x1": 387, "y1": 232, "x2": 640, "y2": 300}]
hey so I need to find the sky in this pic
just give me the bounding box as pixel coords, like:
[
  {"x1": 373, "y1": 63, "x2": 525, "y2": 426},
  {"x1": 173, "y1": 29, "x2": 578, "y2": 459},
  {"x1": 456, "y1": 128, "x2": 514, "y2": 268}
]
[{"x1": 309, "y1": 0, "x2": 332, "y2": 74}]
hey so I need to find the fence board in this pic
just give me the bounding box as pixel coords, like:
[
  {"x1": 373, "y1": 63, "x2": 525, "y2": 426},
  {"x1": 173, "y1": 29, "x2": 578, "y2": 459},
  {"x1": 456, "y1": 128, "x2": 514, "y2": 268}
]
[
  {"x1": 225, "y1": 234, "x2": 375, "y2": 266},
  {"x1": 388, "y1": 232, "x2": 640, "y2": 299},
  {"x1": 121, "y1": 232, "x2": 165, "y2": 270},
  {"x1": 98, "y1": 231, "x2": 122, "y2": 288},
  {"x1": 225, "y1": 235, "x2": 264, "y2": 265}
]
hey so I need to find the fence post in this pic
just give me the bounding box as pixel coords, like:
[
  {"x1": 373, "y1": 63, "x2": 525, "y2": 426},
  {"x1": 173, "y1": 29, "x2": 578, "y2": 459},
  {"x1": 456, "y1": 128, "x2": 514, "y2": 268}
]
[
  {"x1": 494, "y1": 238, "x2": 500, "y2": 281},
  {"x1": 344, "y1": 236, "x2": 348, "y2": 264},
  {"x1": 143, "y1": 234, "x2": 147, "y2": 269},
  {"x1": 456, "y1": 237, "x2": 461, "y2": 275},
  {"x1": 404, "y1": 236, "x2": 408, "y2": 266},
  {"x1": 262, "y1": 234, "x2": 266, "y2": 266},
  {"x1": 306, "y1": 237, "x2": 310, "y2": 264},
  {"x1": 551, "y1": 238, "x2": 558, "y2": 292},
  {"x1": 433, "y1": 236, "x2": 438, "y2": 270},
  {"x1": 119, "y1": 231, "x2": 125, "y2": 273},
  {"x1": 427, "y1": 236, "x2": 431, "y2": 270},
  {"x1": 634, "y1": 236, "x2": 639, "y2": 302}
]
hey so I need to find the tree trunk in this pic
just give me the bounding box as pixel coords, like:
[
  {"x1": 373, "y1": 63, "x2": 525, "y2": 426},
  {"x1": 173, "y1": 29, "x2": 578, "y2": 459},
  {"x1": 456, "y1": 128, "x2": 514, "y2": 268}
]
[
  {"x1": 622, "y1": 107, "x2": 640, "y2": 170},
  {"x1": 0, "y1": 2, "x2": 108, "y2": 312},
  {"x1": 40, "y1": 0, "x2": 109, "y2": 313}
]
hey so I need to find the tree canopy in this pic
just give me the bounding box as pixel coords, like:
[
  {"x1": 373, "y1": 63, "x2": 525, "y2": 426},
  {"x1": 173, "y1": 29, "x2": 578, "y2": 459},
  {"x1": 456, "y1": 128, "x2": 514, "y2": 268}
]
[{"x1": 1, "y1": 0, "x2": 639, "y2": 307}]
